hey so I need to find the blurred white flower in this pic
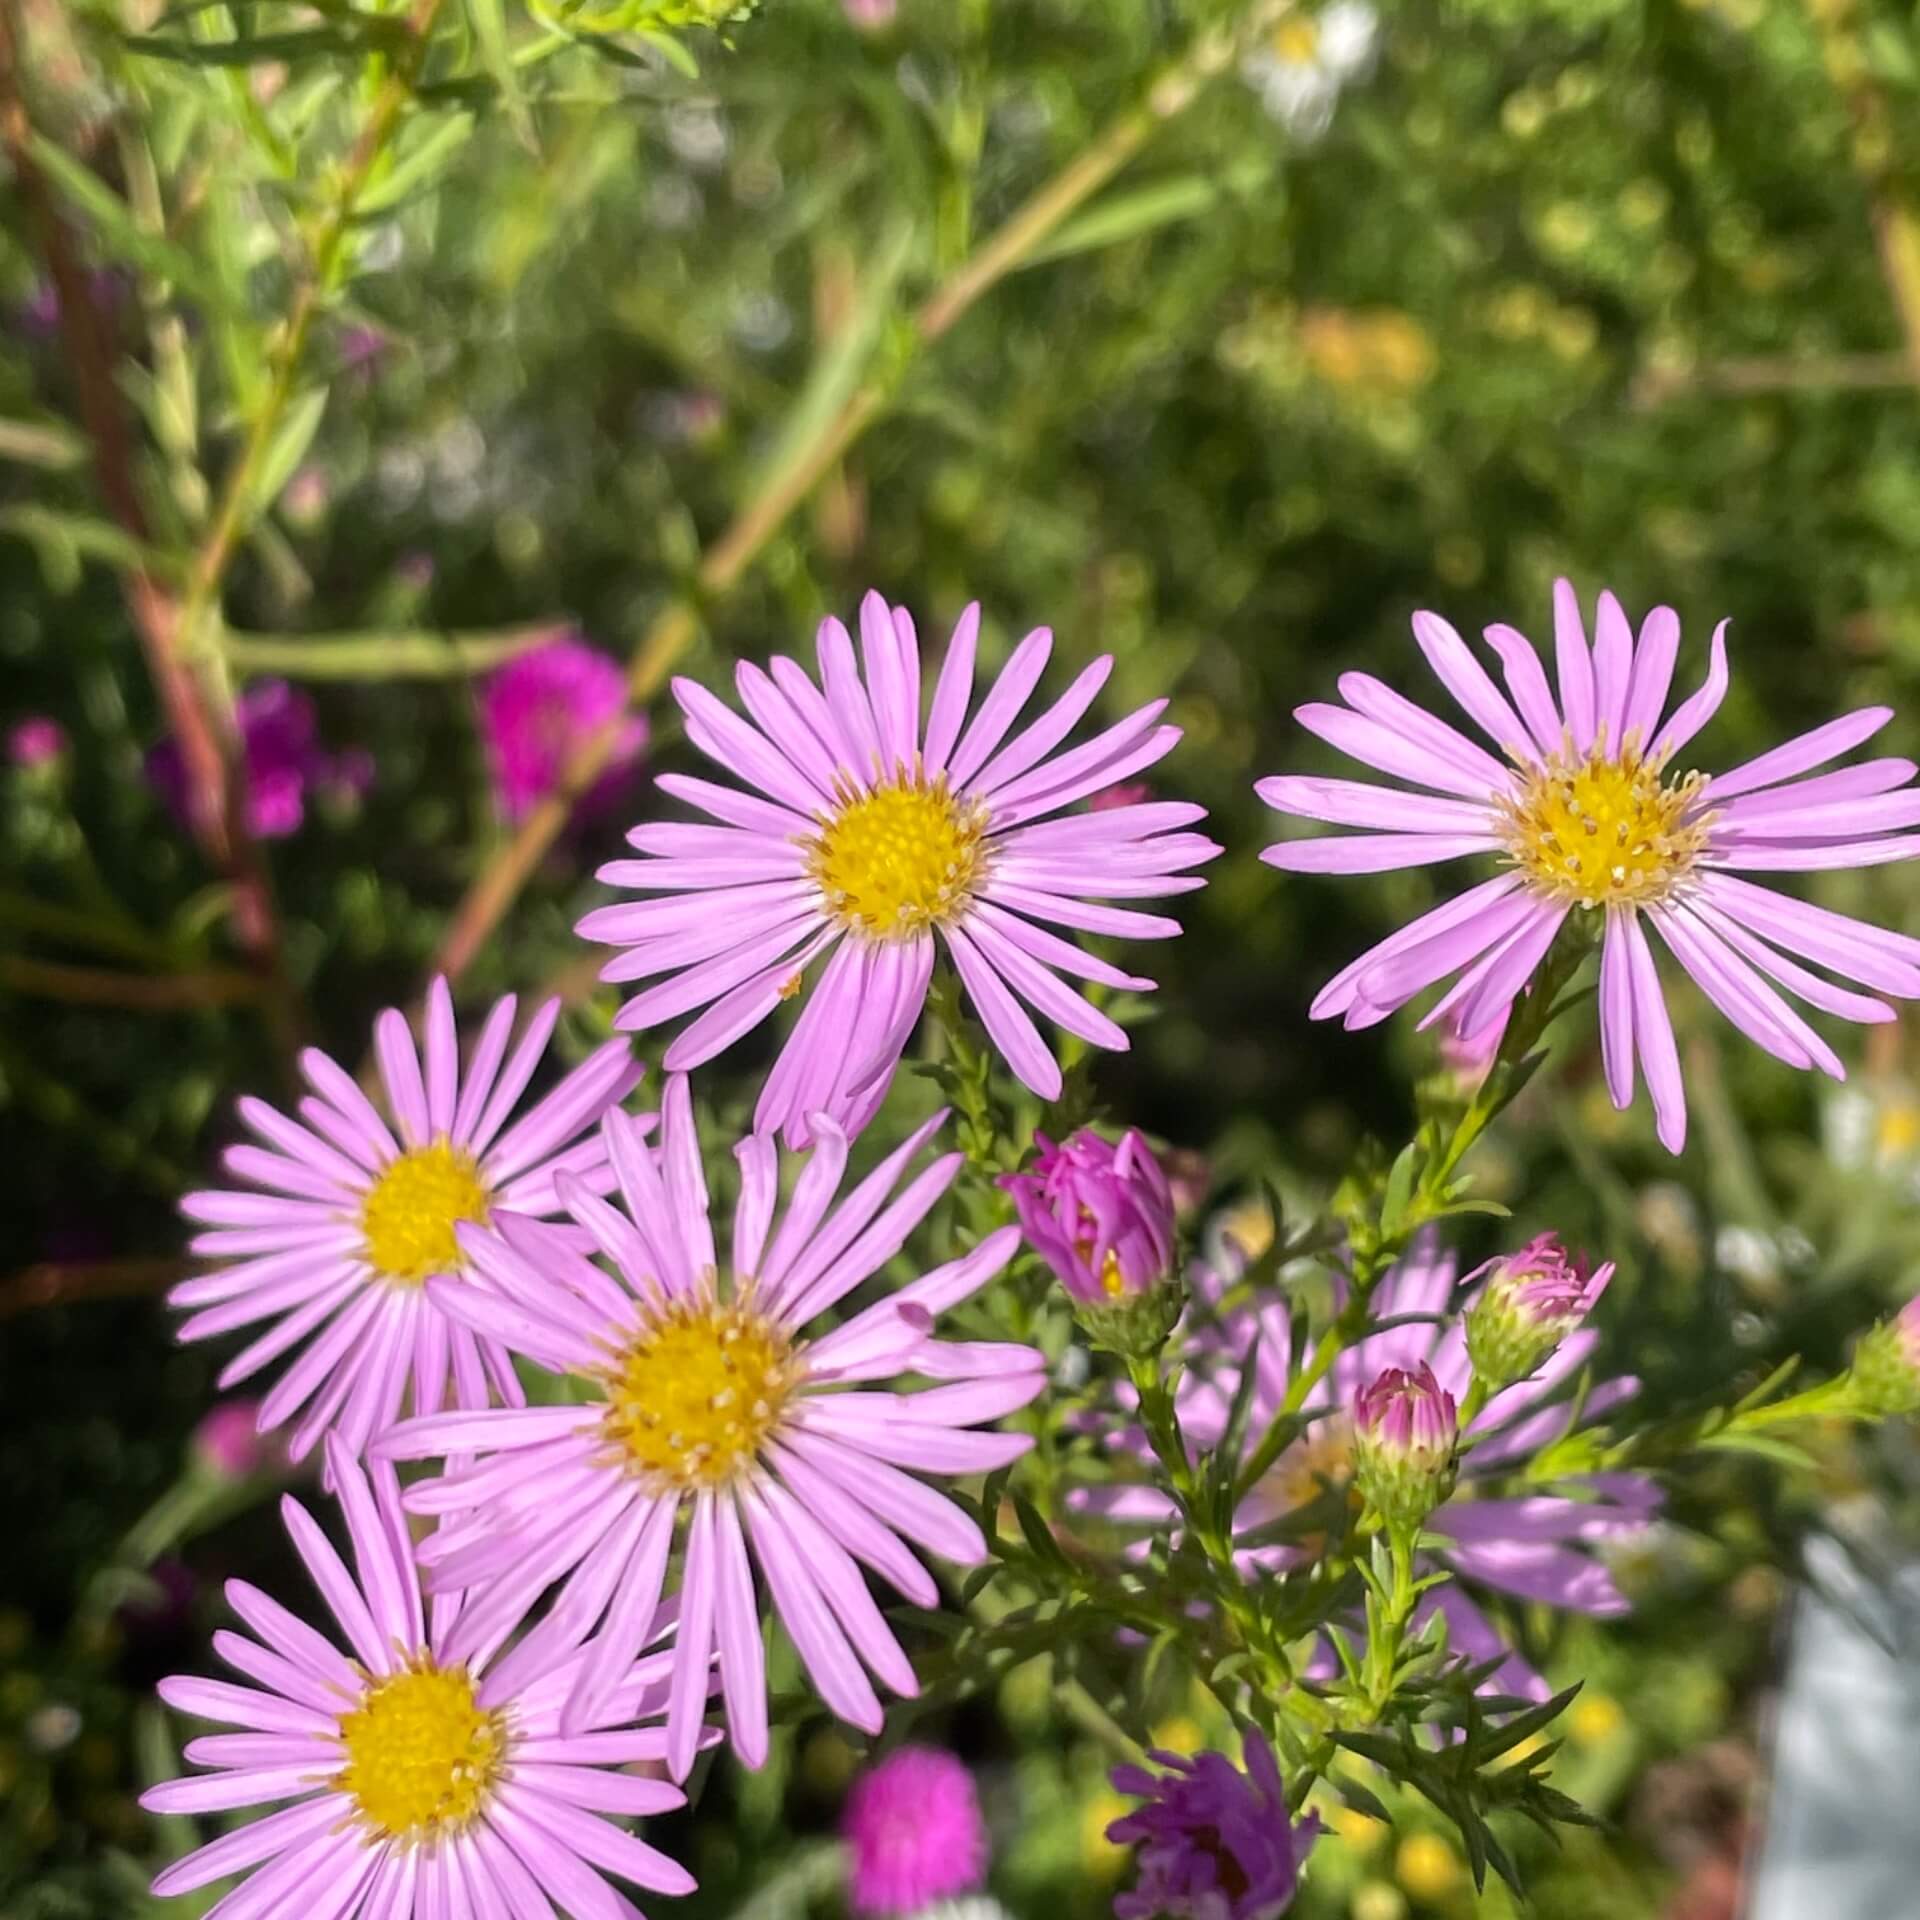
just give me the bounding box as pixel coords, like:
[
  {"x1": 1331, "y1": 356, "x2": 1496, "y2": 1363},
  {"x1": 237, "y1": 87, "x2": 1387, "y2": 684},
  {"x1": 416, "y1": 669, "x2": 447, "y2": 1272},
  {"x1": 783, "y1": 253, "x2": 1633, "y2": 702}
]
[
  {"x1": 732, "y1": 291, "x2": 793, "y2": 352},
  {"x1": 1241, "y1": 1, "x2": 1379, "y2": 143},
  {"x1": 647, "y1": 173, "x2": 703, "y2": 230},
  {"x1": 667, "y1": 100, "x2": 730, "y2": 171}
]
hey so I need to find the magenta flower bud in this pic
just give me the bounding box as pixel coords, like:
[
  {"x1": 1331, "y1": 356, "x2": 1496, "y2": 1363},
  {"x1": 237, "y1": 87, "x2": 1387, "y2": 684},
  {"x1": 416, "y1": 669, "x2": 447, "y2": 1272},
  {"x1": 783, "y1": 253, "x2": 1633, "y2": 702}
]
[
  {"x1": 1002, "y1": 1129, "x2": 1182, "y2": 1356},
  {"x1": 842, "y1": 1747, "x2": 988, "y2": 1917},
  {"x1": 8, "y1": 716, "x2": 67, "y2": 769},
  {"x1": 1108, "y1": 1732, "x2": 1318, "y2": 1920},
  {"x1": 1003, "y1": 1129, "x2": 1174, "y2": 1306},
  {"x1": 192, "y1": 1401, "x2": 274, "y2": 1482},
  {"x1": 1352, "y1": 1363, "x2": 1458, "y2": 1526},
  {"x1": 1852, "y1": 1295, "x2": 1920, "y2": 1414},
  {"x1": 1464, "y1": 1233, "x2": 1613, "y2": 1390}
]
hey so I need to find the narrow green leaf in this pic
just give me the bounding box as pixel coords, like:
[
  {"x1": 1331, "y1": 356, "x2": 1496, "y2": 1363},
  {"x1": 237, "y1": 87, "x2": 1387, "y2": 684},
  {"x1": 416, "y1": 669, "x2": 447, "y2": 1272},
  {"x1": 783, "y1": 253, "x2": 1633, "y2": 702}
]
[
  {"x1": 467, "y1": 0, "x2": 536, "y2": 148},
  {"x1": 1025, "y1": 174, "x2": 1223, "y2": 266},
  {"x1": 750, "y1": 222, "x2": 915, "y2": 500},
  {"x1": 28, "y1": 137, "x2": 223, "y2": 307},
  {"x1": 222, "y1": 623, "x2": 556, "y2": 679},
  {"x1": 356, "y1": 111, "x2": 478, "y2": 216},
  {"x1": 0, "y1": 415, "x2": 88, "y2": 469},
  {"x1": 250, "y1": 386, "x2": 329, "y2": 519}
]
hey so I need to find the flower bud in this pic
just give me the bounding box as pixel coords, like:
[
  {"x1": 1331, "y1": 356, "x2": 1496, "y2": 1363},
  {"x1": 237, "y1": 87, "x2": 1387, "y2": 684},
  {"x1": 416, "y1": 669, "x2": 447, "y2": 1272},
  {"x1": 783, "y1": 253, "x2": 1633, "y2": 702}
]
[
  {"x1": 8, "y1": 716, "x2": 67, "y2": 770},
  {"x1": 1464, "y1": 1234, "x2": 1612, "y2": 1391},
  {"x1": 1352, "y1": 1363, "x2": 1458, "y2": 1527},
  {"x1": 192, "y1": 1400, "x2": 275, "y2": 1482},
  {"x1": 1001, "y1": 1128, "x2": 1181, "y2": 1357},
  {"x1": 1850, "y1": 1296, "x2": 1920, "y2": 1415}
]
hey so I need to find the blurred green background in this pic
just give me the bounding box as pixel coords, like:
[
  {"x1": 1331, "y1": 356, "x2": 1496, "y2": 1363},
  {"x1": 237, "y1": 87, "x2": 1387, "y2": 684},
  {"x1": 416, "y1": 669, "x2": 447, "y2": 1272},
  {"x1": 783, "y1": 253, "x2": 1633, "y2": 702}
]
[{"x1": 10, "y1": 0, "x2": 1920, "y2": 1911}]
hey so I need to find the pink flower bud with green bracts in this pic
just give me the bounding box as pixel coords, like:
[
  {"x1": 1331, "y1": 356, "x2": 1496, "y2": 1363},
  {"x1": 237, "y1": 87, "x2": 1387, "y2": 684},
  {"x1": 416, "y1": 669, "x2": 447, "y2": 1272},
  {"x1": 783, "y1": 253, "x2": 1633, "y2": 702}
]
[
  {"x1": 1465, "y1": 1234, "x2": 1613, "y2": 1391},
  {"x1": 1353, "y1": 1362, "x2": 1458, "y2": 1526}
]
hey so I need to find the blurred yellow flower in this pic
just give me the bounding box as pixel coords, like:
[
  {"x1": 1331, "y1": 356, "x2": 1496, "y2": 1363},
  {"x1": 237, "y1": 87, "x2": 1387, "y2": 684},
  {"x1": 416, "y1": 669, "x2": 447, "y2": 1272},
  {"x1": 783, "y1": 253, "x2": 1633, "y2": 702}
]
[
  {"x1": 1149, "y1": 1715, "x2": 1206, "y2": 1756},
  {"x1": 1082, "y1": 1788, "x2": 1131, "y2": 1878},
  {"x1": 1353, "y1": 1884, "x2": 1410, "y2": 1920},
  {"x1": 1570, "y1": 1692, "x2": 1625, "y2": 1747},
  {"x1": 1395, "y1": 1832, "x2": 1462, "y2": 1901},
  {"x1": 1326, "y1": 1802, "x2": 1387, "y2": 1853}
]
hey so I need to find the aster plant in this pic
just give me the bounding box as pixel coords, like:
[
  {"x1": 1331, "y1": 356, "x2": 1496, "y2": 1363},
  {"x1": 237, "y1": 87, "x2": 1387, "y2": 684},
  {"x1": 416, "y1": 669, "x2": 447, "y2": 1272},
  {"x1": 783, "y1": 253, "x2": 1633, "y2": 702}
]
[{"x1": 131, "y1": 578, "x2": 1920, "y2": 1920}]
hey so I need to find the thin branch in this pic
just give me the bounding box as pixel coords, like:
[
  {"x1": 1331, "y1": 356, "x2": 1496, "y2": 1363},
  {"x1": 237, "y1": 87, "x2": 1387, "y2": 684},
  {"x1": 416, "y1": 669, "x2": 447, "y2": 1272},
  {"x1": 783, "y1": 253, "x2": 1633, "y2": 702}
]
[
  {"x1": 1803, "y1": 0, "x2": 1920, "y2": 379},
  {"x1": 1631, "y1": 350, "x2": 1917, "y2": 408},
  {"x1": 0, "y1": 956, "x2": 264, "y2": 1010},
  {"x1": 0, "y1": 0, "x2": 305, "y2": 1056},
  {"x1": 0, "y1": 1258, "x2": 189, "y2": 1319},
  {"x1": 174, "y1": 0, "x2": 448, "y2": 655},
  {"x1": 427, "y1": 0, "x2": 1295, "y2": 990}
]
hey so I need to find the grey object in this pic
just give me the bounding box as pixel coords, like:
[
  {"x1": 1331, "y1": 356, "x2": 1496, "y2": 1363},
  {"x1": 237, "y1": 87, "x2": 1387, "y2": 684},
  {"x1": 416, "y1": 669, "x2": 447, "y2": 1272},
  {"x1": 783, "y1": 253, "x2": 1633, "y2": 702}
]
[{"x1": 1746, "y1": 1535, "x2": 1920, "y2": 1920}]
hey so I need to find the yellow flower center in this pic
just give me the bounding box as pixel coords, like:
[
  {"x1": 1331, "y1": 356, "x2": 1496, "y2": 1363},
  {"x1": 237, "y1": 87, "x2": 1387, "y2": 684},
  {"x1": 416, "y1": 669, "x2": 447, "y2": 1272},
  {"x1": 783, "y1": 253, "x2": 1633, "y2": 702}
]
[
  {"x1": 1272, "y1": 16, "x2": 1320, "y2": 61},
  {"x1": 336, "y1": 1664, "x2": 504, "y2": 1842},
  {"x1": 360, "y1": 1141, "x2": 492, "y2": 1286},
  {"x1": 600, "y1": 1296, "x2": 799, "y2": 1489},
  {"x1": 1098, "y1": 1248, "x2": 1127, "y2": 1299},
  {"x1": 1497, "y1": 745, "x2": 1709, "y2": 909},
  {"x1": 1261, "y1": 1417, "x2": 1358, "y2": 1558},
  {"x1": 806, "y1": 775, "x2": 988, "y2": 942}
]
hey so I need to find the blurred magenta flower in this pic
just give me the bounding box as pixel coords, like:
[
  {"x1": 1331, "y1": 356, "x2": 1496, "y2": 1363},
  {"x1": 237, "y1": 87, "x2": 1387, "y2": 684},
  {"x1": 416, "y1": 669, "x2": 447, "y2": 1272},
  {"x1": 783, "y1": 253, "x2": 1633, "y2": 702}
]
[
  {"x1": 1464, "y1": 1233, "x2": 1612, "y2": 1390},
  {"x1": 842, "y1": 1747, "x2": 989, "y2": 1917},
  {"x1": 579, "y1": 589, "x2": 1217, "y2": 1146},
  {"x1": 147, "y1": 679, "x2": 368, "y2": 841},
  {"x1": 1353, "y1": 1362, "x2": 1458, "y2": 1524},
  {"x1": 8, "y1": 716, "x2": 67, "y2": 768},
  {"x1": 842, "y1": 0, "x2": 897, "y2": 29},
  {"x1": 1107, "y1": 1732, "x2": 1317, "y2": 1920},
  {"x1": 478, "y1": 633, "x2": 647, "y2": 826},
  {"x1": 1002, "y1": 1128, "x2": 1175, "y2": 1307},
  {"x1": 191, "y1": 1399, "x2": 277, "y2": 1481},
  {"x1": 1260, "y1": 579, "x2": 1920, "y2": 1152},
  {"x1": 18, "y1": 268, "x2": 127, "y2": 339}
]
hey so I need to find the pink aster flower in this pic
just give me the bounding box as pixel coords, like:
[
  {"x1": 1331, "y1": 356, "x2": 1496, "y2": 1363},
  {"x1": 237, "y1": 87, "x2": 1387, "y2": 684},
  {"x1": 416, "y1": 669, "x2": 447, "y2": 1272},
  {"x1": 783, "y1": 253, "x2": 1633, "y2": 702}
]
[
  {"x1": 578, "y1": 591, "x2": 1219, "y2": 1146},
  {"x1": 479, "y1": 634, "x2": 648, "y2": 827},
  {"x1": 1001, "y1": 1128, "x2": 1176, "y2": 1307},
  {"x1": 1082, "y1": 1238, "x2": 1660, "y2": 1701},
  {"x1": 376, "y1": 1075, "x2": 1043, "y2": 1777},
  {"x1": 172, "y1": 977, "x2": 644, "y2": 1464},
  {"x1": 143, "y1": 1437, "x2": 699, "y2": 1920},
  {"x1": 149, "y1": 679, "x2": 368, "y2": 841},
  {"x1": 843, "y1": 1747, "x2": 989, "y2": 1917},
  {"x1": 1259, "y1": 581, "x2": 1920, "y2": 1151},
  {"x1": 1107, "y1": 1731, "x2": 1317, "y2": 1920}
]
